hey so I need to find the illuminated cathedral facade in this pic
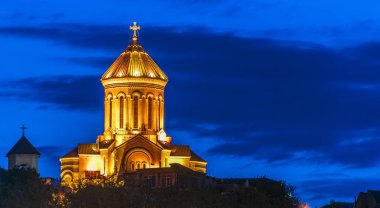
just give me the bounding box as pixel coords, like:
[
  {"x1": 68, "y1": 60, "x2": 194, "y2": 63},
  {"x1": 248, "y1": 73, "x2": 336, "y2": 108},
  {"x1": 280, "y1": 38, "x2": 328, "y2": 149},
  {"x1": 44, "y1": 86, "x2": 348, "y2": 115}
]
[{"x1": 60, "y1": 22, "x2": 207, "y2": 184}]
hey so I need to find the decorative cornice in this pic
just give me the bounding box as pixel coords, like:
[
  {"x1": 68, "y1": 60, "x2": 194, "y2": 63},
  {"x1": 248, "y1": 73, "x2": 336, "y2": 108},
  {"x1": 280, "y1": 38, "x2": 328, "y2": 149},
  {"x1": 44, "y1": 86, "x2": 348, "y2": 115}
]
[{"x1": 101, "y1": 77, "x2": 167, "y2": 89}]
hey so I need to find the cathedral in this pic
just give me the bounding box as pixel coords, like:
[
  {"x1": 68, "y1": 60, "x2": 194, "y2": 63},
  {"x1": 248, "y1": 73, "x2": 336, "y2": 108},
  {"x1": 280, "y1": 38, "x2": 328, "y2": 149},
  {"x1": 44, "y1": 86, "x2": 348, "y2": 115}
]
[{"x1": 60, "y1": 22, "x2": 207, "y2": 184}]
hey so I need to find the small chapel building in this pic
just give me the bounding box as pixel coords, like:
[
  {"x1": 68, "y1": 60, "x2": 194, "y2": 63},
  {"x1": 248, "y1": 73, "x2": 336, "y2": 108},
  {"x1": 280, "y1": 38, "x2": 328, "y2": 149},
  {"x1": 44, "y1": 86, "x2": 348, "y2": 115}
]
[
  {"x1": 7, "y1": 126, "x2": 40, "y2": 172},
  {"x1": 60, "y1": 22, "x2": 207, "y2": 185}
]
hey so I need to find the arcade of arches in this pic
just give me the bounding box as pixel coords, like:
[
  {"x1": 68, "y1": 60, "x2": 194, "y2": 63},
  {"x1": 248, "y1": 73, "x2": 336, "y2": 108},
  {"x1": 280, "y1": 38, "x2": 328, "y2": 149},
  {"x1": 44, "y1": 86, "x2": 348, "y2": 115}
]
[{"x1": 59, "y1": 22, "x2": 207, "y2": 184}]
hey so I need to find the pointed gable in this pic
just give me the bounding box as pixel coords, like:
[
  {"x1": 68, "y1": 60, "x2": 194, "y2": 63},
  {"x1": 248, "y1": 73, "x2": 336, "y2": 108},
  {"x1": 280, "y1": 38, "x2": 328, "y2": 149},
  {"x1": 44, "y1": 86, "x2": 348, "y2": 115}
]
[
  {"x1": 7, "y1": 136, "x2": 40, "y2": 157},
  {"x1": 116, "y1": 135, "x2": 163, "y2": 152}
]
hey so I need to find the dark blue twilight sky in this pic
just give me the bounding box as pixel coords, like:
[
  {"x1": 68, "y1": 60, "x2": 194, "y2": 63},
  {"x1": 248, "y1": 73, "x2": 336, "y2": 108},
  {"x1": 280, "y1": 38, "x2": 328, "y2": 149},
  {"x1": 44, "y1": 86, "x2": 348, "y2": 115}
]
[{"x1": 1, "y1": 0, "x2": 380, "y2": 206}]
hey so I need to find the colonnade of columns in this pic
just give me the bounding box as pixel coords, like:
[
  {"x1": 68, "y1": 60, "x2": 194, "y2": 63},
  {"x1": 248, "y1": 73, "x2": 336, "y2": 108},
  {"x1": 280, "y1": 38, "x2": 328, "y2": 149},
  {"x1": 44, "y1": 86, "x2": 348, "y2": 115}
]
[{"x1": 104, "y1": 93, "x2": 164, "y2": 133}]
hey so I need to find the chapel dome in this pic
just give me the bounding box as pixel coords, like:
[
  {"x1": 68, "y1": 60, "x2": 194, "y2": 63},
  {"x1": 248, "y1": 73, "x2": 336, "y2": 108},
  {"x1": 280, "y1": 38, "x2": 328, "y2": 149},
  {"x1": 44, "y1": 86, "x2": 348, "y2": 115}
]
[{"x1": 101, "y1": 22, "x2": 168, "y2": 84}]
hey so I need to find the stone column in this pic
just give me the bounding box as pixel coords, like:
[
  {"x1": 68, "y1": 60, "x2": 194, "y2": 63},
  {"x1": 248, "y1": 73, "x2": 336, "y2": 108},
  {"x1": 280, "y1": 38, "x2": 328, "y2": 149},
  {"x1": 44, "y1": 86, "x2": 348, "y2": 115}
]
[
  {"x1": 114, "y1": 97, "x2": 119, "y2": 129},
  {"x1": 127, "y1": 96, "x2": 132, "y2": 130},
  {"x1": 160, "y1": 99, "x2": 164, "y2": 129},
  {"x1": 114, "y1": 98, "x2": 117, "y2": 129},
  {"x1": 142, "y1": 95, "x2": 147, "y2": 131},
  {"x1": 123, "y1": 96, "x2": 127, "y2": 130},
  {"x1": 157, "y1": 98, "x2": 160, "y2": 130},
  {"x1": 138, "y1": 96, "x2": 142, "y2": 130},
  {"x1": 152, "y1": 98, "x2": 157, "y2": 131}
]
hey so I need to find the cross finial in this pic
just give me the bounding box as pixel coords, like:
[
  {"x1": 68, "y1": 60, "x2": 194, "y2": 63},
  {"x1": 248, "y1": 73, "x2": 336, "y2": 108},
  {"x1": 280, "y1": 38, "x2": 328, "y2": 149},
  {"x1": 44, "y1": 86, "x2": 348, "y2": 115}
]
[
  {"x1": 20, "y1": 124, "x2": 27, "y2": 136},
  {"x1": 130, "y1": 21, "x2": 140, "y2": 41}
]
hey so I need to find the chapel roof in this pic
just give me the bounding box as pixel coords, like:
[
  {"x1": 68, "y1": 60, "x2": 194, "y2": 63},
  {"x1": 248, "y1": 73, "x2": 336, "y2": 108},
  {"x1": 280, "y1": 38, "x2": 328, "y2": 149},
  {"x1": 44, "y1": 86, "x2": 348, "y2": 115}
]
[
  {"x1": 78, "y1": 143, "x2": 99, "y2": 155},
  {"x1": 61, "y1": 147, "x2": 79, "y2": 159},
  {"x1": 190, "y1": 150, "x2": 206, "y2": 162},
  {"x1": 157, "y1": 141, "x2": 206, "y2": 162},
  {"x1": 170, "y1": 145, "x2": 191, "y2": 157},
  {"x1": 101, "y1": 22, "x2": 168, "y2": 82},
  {"x1": 6, "y1": 135, "x2": 40, "y2": 157},
  {"x1": 99, "y1": 140, "x2": 114, "y2": 149}
]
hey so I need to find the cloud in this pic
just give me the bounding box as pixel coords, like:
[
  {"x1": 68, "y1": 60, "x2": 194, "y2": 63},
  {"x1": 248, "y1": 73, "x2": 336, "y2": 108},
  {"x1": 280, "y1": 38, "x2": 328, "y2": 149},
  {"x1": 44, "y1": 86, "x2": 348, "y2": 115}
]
[
  {"x1": 65, "y1": 57, "x2": 114, "y2": 69},
  {"x1": 3, "y1": 21, "x2": 380, "y2": 207},
  {"x1": 345, "y1": 42, "x2": 380, "y2": 63},
  {"x1": 0, "y1": 75, "x2": 103, "y2": 111},
  {"x1": 4, "y1": 12, "x2": 65, "y2": 22},
  {"x1": 36, "y1": 145, "x2": 75, "y2": 178},
  {"x1": 207, "y1": 129, "x2": 380, "y2": 168},
  {"x1": 37, "y1": 145, "x2": 66, "y2": 164},
  {"x1": 0, "y1": 24, "x2": 129, "y2": 51},
  {"x1": 299, "y1": 178, "x2": 380, "y2": 201},
  {"x1": 2, "y1": 23, "x2": 380, "y2": 169}
]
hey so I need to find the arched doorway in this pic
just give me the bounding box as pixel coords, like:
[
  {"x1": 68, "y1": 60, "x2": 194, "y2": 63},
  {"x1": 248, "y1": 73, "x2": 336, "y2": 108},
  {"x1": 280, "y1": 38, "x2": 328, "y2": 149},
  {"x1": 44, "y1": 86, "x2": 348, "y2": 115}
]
[
  {"x1": 61, "y1": 170, "x2": 74, "y2": 184},
  {"x1": 124, "y1": 148, "x2": 152, "y2": 172}
]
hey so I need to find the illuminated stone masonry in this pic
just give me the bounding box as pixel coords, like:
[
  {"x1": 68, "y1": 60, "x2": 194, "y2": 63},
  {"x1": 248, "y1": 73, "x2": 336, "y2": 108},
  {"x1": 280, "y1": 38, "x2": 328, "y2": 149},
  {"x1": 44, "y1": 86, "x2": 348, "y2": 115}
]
[{"x1": 60, "y1": 22, "x2": 207, "y2": 184}]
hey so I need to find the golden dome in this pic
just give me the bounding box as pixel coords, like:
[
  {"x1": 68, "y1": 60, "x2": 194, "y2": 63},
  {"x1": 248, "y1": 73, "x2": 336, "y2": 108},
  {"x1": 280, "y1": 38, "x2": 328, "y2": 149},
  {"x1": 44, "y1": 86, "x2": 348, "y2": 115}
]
[{"x1": 101, "y1": 22, "x2": 168, "y2": 83}]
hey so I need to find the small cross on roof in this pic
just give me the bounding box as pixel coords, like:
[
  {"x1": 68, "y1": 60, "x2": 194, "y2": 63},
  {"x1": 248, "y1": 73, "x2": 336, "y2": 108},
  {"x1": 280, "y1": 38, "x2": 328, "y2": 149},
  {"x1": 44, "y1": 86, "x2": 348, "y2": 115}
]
[{"x1": 21, "y1": 124, "x2": 27, "y2": 136}]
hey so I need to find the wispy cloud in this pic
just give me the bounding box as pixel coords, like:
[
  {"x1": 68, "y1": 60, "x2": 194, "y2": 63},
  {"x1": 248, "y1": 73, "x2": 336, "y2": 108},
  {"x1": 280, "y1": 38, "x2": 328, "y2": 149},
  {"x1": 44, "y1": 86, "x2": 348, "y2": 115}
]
[
  {"x1": 0, "y1": 75, "x2": 103, "y2": 111},
  {"x1": 3, "y1": 24, "x2": 380, "y2": 203},
  {"x1": 2, "y1": 24, "x2": 380, "y2": 169},
  {"x1": 299, "y1": 178, "x2": 380, "y2": 201}
]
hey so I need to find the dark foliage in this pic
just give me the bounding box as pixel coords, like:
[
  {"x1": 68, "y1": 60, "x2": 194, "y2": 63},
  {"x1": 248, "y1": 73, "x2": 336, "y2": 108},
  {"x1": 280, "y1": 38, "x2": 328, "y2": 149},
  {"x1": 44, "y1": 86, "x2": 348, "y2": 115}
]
[
  {"x1": 0, "y1": 168, "x2": 52, "y2": 208},
  {"x1": 0, "y1": 169, "x2": 298, "y2": 208},
  {"x1": 69, "y1": 181, "x2": 298, "y2": 208},
  {"x1": 321, "y1": 201, "x2": 354, "y2": 208}
]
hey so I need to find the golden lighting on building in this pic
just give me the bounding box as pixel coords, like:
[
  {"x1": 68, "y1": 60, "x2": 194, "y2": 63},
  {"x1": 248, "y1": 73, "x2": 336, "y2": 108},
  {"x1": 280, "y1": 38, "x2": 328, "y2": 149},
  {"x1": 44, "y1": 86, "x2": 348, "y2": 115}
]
[
  {"x1": 85, "y1": 156, "x2": 100, "y2": 171},
  {"x1": 59, "y1": 22, "x2": 207, "y2": 185}
]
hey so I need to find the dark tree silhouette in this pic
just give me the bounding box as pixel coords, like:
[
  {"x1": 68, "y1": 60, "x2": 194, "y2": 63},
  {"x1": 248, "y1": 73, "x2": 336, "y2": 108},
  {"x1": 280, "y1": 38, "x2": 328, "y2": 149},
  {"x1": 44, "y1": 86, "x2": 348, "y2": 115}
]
[{"x1": 0, "y1": 168, "x2": 52, "y2": 208}]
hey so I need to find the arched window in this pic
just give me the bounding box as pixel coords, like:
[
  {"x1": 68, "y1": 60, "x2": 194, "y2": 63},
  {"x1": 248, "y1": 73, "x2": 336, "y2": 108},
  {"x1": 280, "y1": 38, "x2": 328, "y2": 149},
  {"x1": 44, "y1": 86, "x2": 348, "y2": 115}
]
[
  {"x1": 137, "y1": 163, "x2": 140, "y2": 169},
  {"x1": 131, "y1": 162, "x2": 135, "y2": 171},
  {"x1": 133, "y1": 96, "x2": 138, "y2": 129},
  {"x1": 109, "y1": 96, "x2": 113, "y2": 128},
  {"x1": 148, "y1": 97, "x2": 153, "y2": 129},
  {"x1": 119, "y1": 96, "x2": 124, "y2": 128}
]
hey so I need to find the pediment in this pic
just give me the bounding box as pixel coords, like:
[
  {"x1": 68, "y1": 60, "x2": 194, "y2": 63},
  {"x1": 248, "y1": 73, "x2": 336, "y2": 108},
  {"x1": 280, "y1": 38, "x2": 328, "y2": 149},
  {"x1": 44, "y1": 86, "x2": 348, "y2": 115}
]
[
  {"x1": 115, "y1": 135, "x2": 163, "y2": 153},
  {"x1": 114, "y1": 135, "x2": 163, "y2": 174}
]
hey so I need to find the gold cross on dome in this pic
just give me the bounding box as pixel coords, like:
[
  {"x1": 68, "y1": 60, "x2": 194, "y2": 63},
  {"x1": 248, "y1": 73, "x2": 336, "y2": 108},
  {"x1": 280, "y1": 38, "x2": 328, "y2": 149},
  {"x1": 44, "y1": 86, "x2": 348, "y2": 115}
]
[{"x1": 130, "y1": 21, "x2": 140, "y2": 40}]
